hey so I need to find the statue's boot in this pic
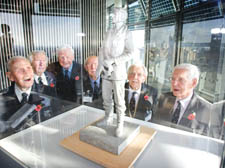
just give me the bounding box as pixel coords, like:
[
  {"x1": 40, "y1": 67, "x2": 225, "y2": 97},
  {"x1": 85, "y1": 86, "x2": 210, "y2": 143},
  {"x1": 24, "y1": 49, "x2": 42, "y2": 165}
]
[
  {"x1": 97, "y1": 110, "x2": 113, "y2": 127},
  {"x1": 115, "y1": 112, "x2": 124, "y2": 137}
]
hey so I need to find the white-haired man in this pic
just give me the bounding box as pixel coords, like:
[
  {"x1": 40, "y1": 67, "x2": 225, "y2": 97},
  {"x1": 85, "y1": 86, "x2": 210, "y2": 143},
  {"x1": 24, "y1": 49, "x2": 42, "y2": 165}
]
[
  {"x1": 29, "y1": 51, "x2": 56, "y2": 96},
  {"x1": 153, "y1": 63, "x2": 212, "y2": 135},
  {"x1": 125, "y1": 64, "x2": 158, "y2": 121},
  {"x1": 48, "y1": 45, "x2": 81, "y2": 102}
]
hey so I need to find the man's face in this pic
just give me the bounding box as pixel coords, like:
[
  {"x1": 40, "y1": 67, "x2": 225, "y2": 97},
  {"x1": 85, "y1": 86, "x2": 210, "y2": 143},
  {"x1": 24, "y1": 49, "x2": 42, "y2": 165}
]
[
  {"x1": 31, "y1": 53, "x2": 47, "y2": 76},
  {"x1": 128, "y1": 66, "x2": 146, "y2": 90},
  {"x1": 171, "y1": 69, "x2": 197, "y2": 100},
  {"x1": 85, "y1": 56, "x2": 98, "y2": 79},
  {"x1": 58, "y1": 49, "x2": 74, "y2": 69},
  {"x1": 7, "y1": 58, "x2": 34, "y2": 91}
]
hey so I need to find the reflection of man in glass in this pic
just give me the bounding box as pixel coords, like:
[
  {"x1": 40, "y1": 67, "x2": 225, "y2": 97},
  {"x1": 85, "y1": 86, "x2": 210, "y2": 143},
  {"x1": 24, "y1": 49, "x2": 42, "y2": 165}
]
[
  {"x1": 96, "y1": 8, "x2": 134, "y2": 137},
  {"x1": 0, "y1": 24, "x2": 15, "y2": 60},
  {"x1": 153, "y1": 63, "x2": 211, "y2": 135}
]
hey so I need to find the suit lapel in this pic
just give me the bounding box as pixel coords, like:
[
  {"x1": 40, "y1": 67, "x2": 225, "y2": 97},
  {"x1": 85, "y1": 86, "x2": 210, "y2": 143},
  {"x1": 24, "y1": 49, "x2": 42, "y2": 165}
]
[
  {"x1": 179, "y1": 94, "x2": 196, "y2": 126},
  {"x1": 44, "y1": 72, "x2": 50, "y2": 85}
]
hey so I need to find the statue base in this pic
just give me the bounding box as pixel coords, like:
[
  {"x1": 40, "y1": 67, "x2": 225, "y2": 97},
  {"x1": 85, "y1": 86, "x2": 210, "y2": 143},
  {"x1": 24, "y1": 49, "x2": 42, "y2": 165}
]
[{"x1": 79, "y1": 119, "x2": 140, "y2": 155}]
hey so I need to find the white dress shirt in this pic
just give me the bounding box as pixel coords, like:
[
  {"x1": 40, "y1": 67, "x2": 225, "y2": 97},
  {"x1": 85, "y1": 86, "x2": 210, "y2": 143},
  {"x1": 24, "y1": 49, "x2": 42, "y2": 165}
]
[
  {"x1": 15, "y1": 84, "x2": 32, "y2": 103},
  {"x1": 34, "y1": 73, "x2": 48, "y2": 85},
  {"x1": 174, "y1": 92, "x2": 193, "y2": 124},
  {"x1": 128, "y1": 87, "x2": 141, "y2": 109}
]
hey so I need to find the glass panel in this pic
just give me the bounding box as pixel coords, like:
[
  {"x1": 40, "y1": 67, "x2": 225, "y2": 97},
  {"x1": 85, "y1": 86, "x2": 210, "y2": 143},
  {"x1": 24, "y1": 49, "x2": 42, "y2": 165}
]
[
  {"x1": 32, "y1": 15, "x2": 82, "y2": 63},
  {"x1": 147, "y1": 25, "x2": 175, "y2": 94},
  {"x1": 181, "y1": 18, "x2": 225, "y2": 140},
  {"x1": 131, "y1": 30, "x2": 145, "y2": 64},
  {"x1": 181, "y1": 18, "x2": 225, "y2": 103},
  {"x1": 128, "y1": 1, "x2": 146, "y2": 30}
]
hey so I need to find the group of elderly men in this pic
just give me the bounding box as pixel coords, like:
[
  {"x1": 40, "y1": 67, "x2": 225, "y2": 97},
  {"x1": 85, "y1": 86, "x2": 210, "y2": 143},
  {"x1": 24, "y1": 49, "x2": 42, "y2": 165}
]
[{"x1": 0, "y1": 44, "x2": 222, "y2": 139}]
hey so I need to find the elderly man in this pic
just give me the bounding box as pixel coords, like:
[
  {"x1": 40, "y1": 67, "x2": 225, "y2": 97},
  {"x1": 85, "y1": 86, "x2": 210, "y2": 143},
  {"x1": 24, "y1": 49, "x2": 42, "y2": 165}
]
[
  {"x1": 29, "y1": 51, "x2": 56, "y2": 96},
  {"x1": 153, "y1": 63, "x2": 212, "y2": 135},
  {"x1": 48, "y1": 45, "x2": 81, "y2": 102},
  {"x1": 125, "y1": 64, "x2": 158, "y2": 121},
  {"x1": 0, "y1": 56, "x2": 44, "y2": 137},
  {"x1": 83, "y1": 55, "x2": 103, "y2": 109}
]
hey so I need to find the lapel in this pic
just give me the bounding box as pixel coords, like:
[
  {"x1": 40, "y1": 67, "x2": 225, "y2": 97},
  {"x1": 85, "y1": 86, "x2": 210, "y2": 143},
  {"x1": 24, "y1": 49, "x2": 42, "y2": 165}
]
[
  {"x1": 70, "y1": 62, "x2": 80, "y2": 80},
  {"x1": 136, "y1": 86, "x2": 145, "y2": 111},
  {"x1": 179, "y1": 93, "x2": 197, "y2": 127},
  {"x1": 156, "y1": 92, "x2": 176, "y2": 122},
  {"x1": 4, "y1": 84, "x2": 20, "y2": 104},
  {"x1": 44, "y1": 72, "x2": 50, "y2": 85}
]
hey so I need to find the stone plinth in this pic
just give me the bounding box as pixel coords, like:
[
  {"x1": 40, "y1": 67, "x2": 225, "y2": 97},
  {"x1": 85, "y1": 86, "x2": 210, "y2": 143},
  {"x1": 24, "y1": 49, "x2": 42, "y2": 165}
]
[{"x1": 79, "y1": 119, "x2": 140, "y2": 155}]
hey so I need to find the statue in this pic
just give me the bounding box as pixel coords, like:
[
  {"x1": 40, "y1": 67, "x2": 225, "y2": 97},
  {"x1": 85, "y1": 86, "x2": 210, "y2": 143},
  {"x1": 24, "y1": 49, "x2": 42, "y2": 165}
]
[{"x1": 96, "y1": 7, "x2": 134, "y2": 137}]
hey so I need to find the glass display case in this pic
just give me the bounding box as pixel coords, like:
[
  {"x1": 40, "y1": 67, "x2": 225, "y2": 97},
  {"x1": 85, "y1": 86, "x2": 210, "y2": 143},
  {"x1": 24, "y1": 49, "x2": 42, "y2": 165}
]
[
  {"x1": 0, "y1": 105, "x2": 224, "y2": 168},
  {"x1": 0, "y1": 0, "x2": 224, "y2": 167}
]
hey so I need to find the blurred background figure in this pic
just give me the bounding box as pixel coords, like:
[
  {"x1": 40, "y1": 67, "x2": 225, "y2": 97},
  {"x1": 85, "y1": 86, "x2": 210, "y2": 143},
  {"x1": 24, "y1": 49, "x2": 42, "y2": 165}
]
[
  {"x1": 29, "y1": 50, "x2": 56, "y2": 96},
  {"x1": 83, "y1": 55, "x2": 103, "y2": 109},
  {"x1": 0, "y1": 24, "x2": 15, "y2": 61}
]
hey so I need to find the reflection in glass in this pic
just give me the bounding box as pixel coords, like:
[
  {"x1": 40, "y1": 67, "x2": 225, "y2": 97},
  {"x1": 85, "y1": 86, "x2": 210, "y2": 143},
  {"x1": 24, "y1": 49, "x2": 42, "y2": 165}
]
[
  {"x1": 181, "y1": 18, "x2": 225, "y2": 103},
  {"x1": 147, "y1": 25, "x2": 175, "y2": 94}
]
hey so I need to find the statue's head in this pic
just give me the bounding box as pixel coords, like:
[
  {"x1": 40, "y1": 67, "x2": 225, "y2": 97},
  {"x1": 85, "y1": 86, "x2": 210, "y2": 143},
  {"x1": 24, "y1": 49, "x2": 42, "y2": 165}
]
[{"x1": 112, "y1": 7, "x2": 127, "y2": 24}]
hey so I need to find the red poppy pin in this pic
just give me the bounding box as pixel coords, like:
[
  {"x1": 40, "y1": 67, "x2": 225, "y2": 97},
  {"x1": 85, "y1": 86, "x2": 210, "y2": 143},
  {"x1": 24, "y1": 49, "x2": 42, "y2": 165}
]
[
  {"x1": 50, "y1": 83, "x2": 55, "y2": 87},
  {"x1": 223, "y1": 118, "x2": 225, "y2": 126},
  {"x1": 188, "y1": 112, "x2": 196, "y2": 120},
  {"x1": 144, "y1": 95, "x2": 149, "y2": 101},
  {"x1": 75, "y1": 76, "x2": 80, "y2": 80},
  {"x1": 35, "y1": 105, "x2": 42, "y2": 112}
]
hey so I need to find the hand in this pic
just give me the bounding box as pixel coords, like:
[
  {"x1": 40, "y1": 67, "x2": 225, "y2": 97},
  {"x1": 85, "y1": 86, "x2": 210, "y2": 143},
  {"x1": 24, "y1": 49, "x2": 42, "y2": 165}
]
[{"x1": 103, "y1": 59, "x2": 114, "y2": 67}]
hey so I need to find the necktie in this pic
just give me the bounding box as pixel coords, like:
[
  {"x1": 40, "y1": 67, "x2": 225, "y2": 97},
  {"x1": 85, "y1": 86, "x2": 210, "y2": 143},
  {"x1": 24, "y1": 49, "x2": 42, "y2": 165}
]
[
  {"x1": 38, "y1": 77, "x2": 43, "y2": 85},
  {"x1": 93, "y1": 81, "x2": 99, "y2": 100},
  {"x1": 171, "y1": 101, "x2": 181, "y2": 124},
  {"x1": 21, "y1": 93, "x2": 28, "y2": 104},
  {"x1": 129, "y1": 92, "x2": 137, "y2": 117},
  {"x1": 65, "y1": 70, "x2": 69, "y2": 80}
]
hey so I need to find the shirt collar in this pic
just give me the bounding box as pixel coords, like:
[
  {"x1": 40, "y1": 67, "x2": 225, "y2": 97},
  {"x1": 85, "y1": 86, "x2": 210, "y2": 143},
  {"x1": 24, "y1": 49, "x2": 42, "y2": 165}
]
[
  {"x1": 34, "y1": 73, "x2": 47, "y2": 84},
  {"x1": 15, "y1": 84, "x2": 32, "y2": 103},
  {"x1": 176, "y1": 91, "x2": 193, "y2": 109},
  {"x1": 89, "y1": 76, "x2": 100, "y2": 90},
  {"x1": 129, "y1": 86, "x2": 141, "y2": 95},
  {"x1": 63, "y1": 63, "x2": 73, "y2": 73}
]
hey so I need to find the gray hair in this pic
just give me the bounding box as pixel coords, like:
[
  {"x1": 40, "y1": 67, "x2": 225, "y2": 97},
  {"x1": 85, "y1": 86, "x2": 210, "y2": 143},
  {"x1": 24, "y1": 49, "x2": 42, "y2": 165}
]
[
  {"x1": 28, "y1": 50, "x2": 48, "y2": 63},
  {"x1": 56, "y1": 44, "x2": 74, "y2": 57},
  {"x1": 174, "y1": 63, "x2": 200, "y2": 83},
  {"x1": 127, "y1": 63, "x2": 147, "y2": 78},
  {"x1": 85, "y1": 55, "x2": 97, "y2": 66},
  {"x1": 7, "y1": 56, "x2": 30, "y2": 72}
]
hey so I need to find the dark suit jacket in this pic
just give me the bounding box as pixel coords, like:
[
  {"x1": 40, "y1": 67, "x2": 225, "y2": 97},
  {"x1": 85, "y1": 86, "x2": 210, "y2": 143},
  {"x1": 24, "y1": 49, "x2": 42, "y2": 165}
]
[
  {"x1": 125, "y1": 83, "x2": 158, "y2": 121},
  {"x1": 83, "y1": 72, "x2": 103, "y2": 109},
  {"x1": 152, "y1": 92, "x2": 212, "y2": 136},
  {"x1": 48, "y1": 61, "x2": 82, "y2": 102},
  {"x1": 32, "y1": 71, "x2": 57, "y2": 97},
  {"x1": 0, "y1": 85, "x2": 45, "y2": 138}
]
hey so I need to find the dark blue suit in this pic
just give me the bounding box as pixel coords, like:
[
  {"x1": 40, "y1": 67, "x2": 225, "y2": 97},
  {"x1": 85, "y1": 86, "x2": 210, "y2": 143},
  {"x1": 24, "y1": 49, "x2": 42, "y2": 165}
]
[{"x1": 48, "y1": 61, "x2": 82, "y2": 102}]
